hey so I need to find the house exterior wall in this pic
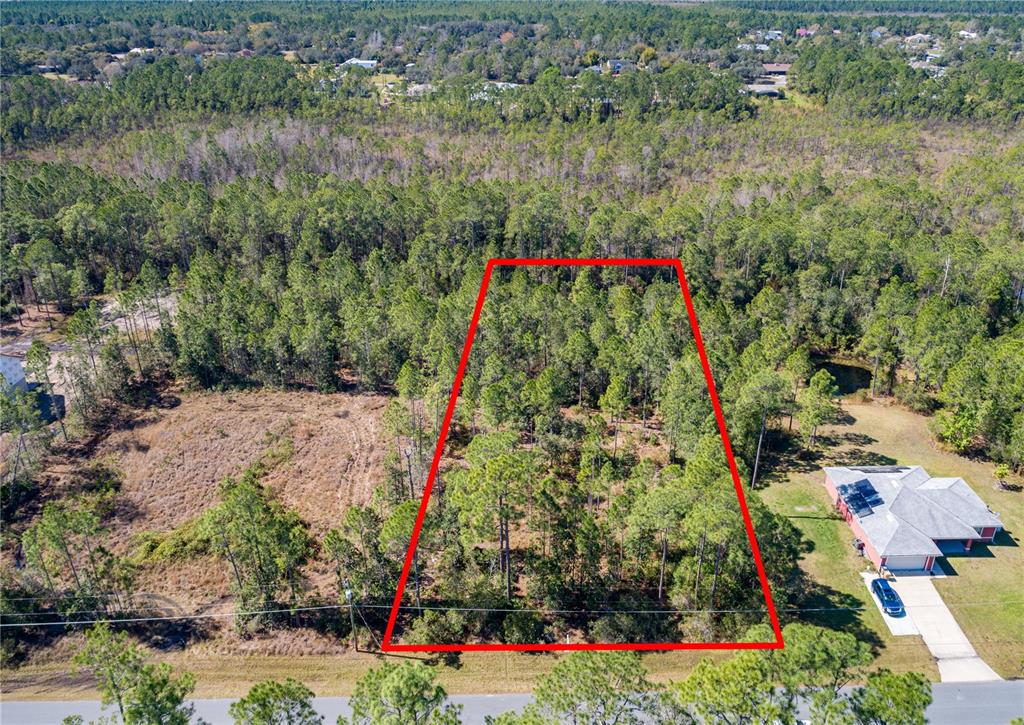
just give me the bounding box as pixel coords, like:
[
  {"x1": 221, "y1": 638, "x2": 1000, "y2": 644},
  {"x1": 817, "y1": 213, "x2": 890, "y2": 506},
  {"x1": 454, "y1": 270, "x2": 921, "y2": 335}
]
[
  {"x1": 846, "y1": 512, "x2": 883, "y2": 568},
  {"x1": 824, "y1": 473, "x2": 839, "y2": 501},
  {"x1": 826, "y1": 473, "x2": 883, "y2": 568}
]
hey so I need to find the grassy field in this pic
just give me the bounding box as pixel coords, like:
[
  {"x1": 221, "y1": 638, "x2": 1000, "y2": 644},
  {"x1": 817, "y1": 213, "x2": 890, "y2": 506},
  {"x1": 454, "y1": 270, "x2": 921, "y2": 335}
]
[
  {"x1": 2, "y1": 647, "x2": 733, "y2": 699},
  {"x1": 761, "y1": 397, "x2": 1023, "y2": 680}
]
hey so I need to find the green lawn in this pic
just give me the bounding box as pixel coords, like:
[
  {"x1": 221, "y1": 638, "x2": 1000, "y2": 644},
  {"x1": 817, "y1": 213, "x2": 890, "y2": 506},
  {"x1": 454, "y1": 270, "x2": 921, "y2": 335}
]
[{"x1": 761, "y1": 398, "x2": 1023, "y2": 680}]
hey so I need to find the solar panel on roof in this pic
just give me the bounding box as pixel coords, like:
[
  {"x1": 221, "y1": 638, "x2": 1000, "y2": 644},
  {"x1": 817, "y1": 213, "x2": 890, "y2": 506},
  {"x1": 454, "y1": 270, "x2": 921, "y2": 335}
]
[
  {"x1": 838, "y1": 485, "x2": 875, "y2": 517},
  {"x1": 849, "y1": 466, "x2": 909, "y2": 473},
  {"x1": 851, "y1": 481, "x2": 883, "y2": 507}
]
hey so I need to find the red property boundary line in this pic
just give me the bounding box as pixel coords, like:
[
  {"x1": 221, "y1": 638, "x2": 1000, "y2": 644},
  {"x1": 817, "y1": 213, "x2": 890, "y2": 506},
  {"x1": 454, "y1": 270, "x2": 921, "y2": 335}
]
[{"x1": 381, "y1": 258, "x2": 785, "y2": 652}]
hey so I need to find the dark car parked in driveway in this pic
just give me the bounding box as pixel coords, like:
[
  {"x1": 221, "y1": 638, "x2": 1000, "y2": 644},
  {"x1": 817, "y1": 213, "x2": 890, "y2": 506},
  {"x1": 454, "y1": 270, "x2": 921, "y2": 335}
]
[{"x1": 871, "y1": 577, "x2": 906, "y2": 617}]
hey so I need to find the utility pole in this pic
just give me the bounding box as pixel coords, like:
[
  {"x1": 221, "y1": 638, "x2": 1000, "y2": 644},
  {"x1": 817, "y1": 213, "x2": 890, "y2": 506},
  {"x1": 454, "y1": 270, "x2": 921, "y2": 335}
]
[{"x1": 344, "y1": 580, "x2": 357, "y2": 652}]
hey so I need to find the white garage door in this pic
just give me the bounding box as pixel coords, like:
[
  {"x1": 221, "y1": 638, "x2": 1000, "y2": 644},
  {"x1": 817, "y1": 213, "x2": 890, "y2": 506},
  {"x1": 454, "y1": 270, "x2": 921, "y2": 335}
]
[{"x1": 885, "y1": 555, "x2": 929, "y2": 570}]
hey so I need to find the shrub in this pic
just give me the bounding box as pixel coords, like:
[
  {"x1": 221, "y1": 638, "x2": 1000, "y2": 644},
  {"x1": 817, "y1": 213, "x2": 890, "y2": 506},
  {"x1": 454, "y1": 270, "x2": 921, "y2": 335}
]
[{"x1": 502, "y1": 609, "x2": 546, "y2": 644}]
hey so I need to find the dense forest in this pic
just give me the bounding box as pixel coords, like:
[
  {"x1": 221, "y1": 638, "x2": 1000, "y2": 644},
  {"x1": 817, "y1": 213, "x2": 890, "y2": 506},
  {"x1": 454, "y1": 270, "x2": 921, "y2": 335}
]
[
  {"x1": 2, "y1": 0, "x2": 1023, "y2": 681},
  {"x1": 380, "y1": 263, "x2": 799, "y2": 646}
]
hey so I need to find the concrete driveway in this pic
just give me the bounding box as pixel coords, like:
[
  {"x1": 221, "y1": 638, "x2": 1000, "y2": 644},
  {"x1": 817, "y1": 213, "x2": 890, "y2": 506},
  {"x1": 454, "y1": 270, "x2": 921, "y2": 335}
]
[
  {"x1": 889, "y1": 576, "x2": 1002, "y2": 683},
  {"x1": 862, "y1": 573, "x2": 918, "y2": 635}
]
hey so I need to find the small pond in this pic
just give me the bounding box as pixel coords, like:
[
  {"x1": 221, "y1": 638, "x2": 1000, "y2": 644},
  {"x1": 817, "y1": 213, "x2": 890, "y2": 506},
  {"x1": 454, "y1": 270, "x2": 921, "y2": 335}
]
[{"x1": 814, "y1": 357, "x2": 872, "y2": 396}]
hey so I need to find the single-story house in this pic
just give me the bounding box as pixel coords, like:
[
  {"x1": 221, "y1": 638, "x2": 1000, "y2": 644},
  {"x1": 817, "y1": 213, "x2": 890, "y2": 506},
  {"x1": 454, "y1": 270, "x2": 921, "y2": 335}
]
[
  {"x1": 762, "y1": 63, "x2": 792, "y2": 75},
  {"x1": 1, "y1": 352, "x2": 27, "y2": 391},
  {"x1": 605, "y1": 59, "x2": 636, "y2": 74},
  {"x1": 342, "y1": 58, "x2": 378, "y2": 70},
  {"x1": 824, "y1": 466, "x2": 1002, "y2": 572}
]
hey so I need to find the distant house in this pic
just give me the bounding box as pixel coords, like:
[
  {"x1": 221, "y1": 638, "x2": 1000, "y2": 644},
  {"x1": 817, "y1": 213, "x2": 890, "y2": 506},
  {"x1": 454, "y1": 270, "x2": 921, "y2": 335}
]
[
  {"x1": 605, "y1": 58, "x2": 635, "y2": 75},
  {"x1": 824, "y1": 466, "x2": 1003, "y2": 572},
  {"x1": 762, "y1": 63, "x2": 791, "y2": 75},
  {"x1": 342, "y1": 58, "x2": 378, "y2": 70},
  {"x1": 909, "y1": 60, "x2": 945, "y2": 77},
  {"x1": 470, "y1": 81, "x2": 521, "y2": 102},
  {"x1": 905, "y1": 33, "x2": 932, "y2": 46},
  {"x1": 765, "y1": 29, "x2": 784, "y2": 41},
  {"x1": 744, "y1": 84, "x2": 784, "y2": 98},
  {"x1": 0, "y1": 353, "x2": 27, "y2": 391},
  {"x1": 36, "y1": 65, "x2": 59, "y2": 73},
  {"x1": 958, "y1": 29, "x2": 979, "y2": 40}
]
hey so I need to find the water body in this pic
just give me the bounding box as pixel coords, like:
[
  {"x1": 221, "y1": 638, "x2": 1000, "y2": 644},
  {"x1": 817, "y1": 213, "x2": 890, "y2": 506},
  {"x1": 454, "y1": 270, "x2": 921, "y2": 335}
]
[{"x1": 816, "y1": 358, "x2": 872, "y2": 396}]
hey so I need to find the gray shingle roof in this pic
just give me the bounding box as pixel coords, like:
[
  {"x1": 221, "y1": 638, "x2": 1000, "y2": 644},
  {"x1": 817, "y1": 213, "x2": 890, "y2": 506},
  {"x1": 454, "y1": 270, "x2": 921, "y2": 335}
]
[{"x1": 824, "y1": 465, "x2": 1003, "y2": 559}]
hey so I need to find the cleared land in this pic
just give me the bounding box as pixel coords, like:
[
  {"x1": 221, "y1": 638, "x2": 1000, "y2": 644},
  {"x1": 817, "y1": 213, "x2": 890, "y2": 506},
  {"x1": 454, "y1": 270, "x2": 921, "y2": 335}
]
[
  {"x1": 5, "y1": 387, "x2": 389, "y2": 663},
  {"x1": 40, "y1": 387, "x2": 389, "y2": 544}
]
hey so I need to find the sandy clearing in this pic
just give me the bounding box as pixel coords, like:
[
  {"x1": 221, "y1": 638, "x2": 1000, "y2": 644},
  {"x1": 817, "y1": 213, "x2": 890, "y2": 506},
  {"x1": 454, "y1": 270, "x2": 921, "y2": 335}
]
[
  {"x1": 33, "y1": 387, "x2": 391, "y2": 557},
  {"x1": 10, "y1": 388, "x2": 390, "y2": 660},
  {"x1": 43, "y1": 388, "x2": 389, "y2": 549}
]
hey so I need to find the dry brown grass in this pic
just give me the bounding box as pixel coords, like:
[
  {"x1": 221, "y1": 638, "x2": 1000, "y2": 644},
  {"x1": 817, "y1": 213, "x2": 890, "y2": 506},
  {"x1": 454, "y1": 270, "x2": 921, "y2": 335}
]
[
  {"x1": 46, "y1": 387, "x2": 390, "y2": 549},
  {"x1": 4, "y1": 388, "x2": 389, "y2": 668},
  {"x1": 2, "y1": 644, "x2": 732, "y2": 699}
]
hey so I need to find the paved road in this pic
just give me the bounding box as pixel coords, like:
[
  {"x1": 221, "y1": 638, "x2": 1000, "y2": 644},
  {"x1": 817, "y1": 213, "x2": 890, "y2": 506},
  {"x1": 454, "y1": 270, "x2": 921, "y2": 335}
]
[{"x1": 2, "y1": 682, "x2": 1021, "y2": 724}]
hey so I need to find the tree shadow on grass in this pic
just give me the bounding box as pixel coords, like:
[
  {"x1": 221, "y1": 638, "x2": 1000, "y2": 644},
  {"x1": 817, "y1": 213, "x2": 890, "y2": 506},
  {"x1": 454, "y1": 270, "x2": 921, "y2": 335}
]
[
  {"x1": 836, "y1": 432, "x2": 876, "y2": 447},
  {"x1": 764, "y1": 444, "x2": 824, "y2": 478},
  {"x1": 128, "y1": 617, "x2": 214, "y2": 653},
  {"x1": 789, "y1": 578, "x2": 883, "y2": 654},
  {"x1": 777, "y1": 510, "x2": 883, "y2": 653},
  {"x1": 830, "y1": 448, "x2": 897, "y2": 468}
]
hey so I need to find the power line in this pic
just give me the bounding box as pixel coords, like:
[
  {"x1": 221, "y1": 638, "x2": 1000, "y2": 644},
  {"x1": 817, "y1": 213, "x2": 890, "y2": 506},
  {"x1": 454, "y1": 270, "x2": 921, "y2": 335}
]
[
  {"x1": 6, "y1": 598, "x2": 1018, "y2": 617},
  {"x1": 4, "y1": 599, "x2": 1023, "y2": 628},
  {"x1": 0, "y1": 603, "x2": 349, "y2": 628}
]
